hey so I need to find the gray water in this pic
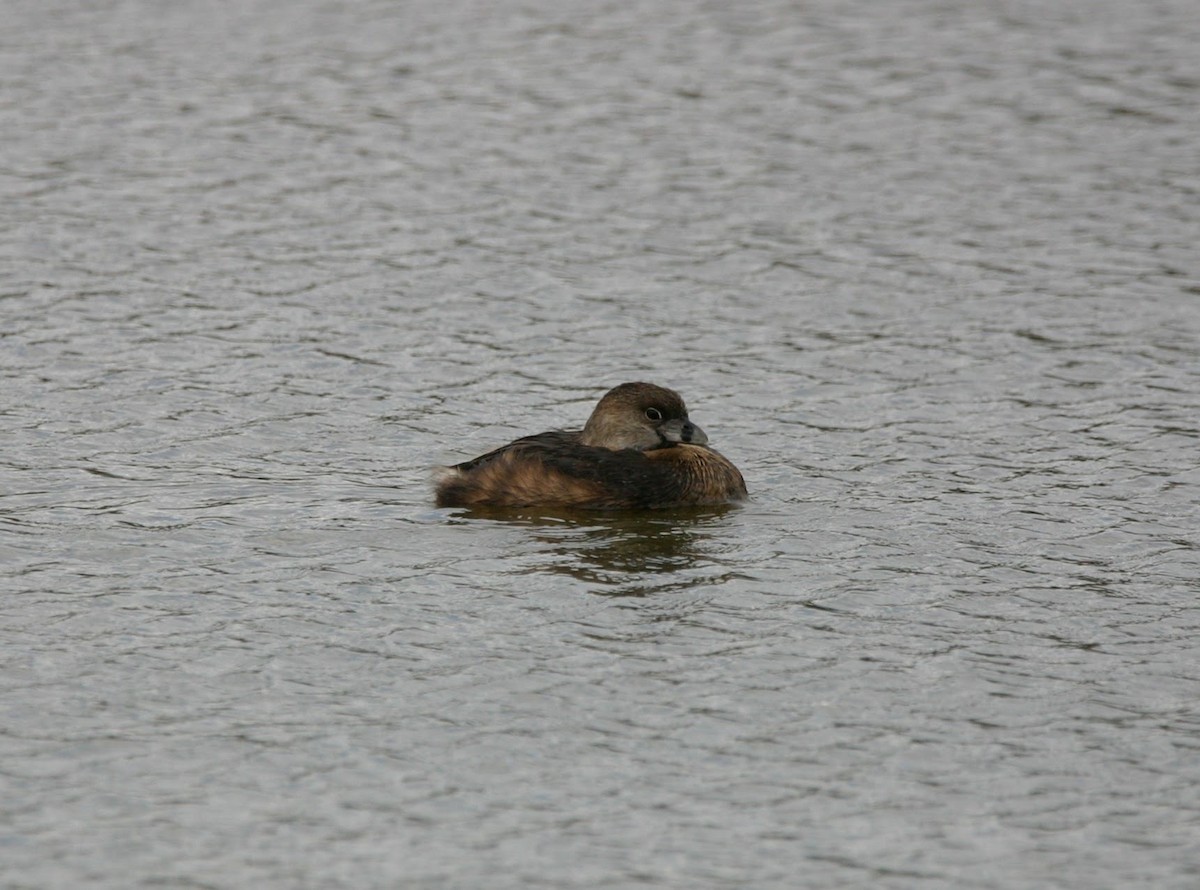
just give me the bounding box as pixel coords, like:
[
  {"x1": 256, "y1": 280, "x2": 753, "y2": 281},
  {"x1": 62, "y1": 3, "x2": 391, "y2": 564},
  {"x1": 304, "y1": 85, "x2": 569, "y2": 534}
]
[{"x1": 3, "y1": 0, "x2": 1200, "y2": 887}]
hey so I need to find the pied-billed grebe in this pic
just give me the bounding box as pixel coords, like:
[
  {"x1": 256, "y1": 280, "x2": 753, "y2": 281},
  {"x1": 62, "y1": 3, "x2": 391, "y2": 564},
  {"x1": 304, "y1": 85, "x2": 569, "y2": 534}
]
[{"x1": 435, "y1": 382, "x2": 747, "y2": 509}]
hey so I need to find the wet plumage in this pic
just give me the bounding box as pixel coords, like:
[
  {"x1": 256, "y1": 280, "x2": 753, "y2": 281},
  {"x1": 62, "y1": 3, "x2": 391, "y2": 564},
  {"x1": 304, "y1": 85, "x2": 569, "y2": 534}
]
[{"x1": 435, "y1": 382, "x2": 747, "y2": 509}]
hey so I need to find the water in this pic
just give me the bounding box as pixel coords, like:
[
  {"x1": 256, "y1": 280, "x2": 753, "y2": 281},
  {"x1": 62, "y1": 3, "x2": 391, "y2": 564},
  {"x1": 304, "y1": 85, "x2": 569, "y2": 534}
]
[{"x1": 3, "y1": 0, "x2": 1199, "y2": 887}]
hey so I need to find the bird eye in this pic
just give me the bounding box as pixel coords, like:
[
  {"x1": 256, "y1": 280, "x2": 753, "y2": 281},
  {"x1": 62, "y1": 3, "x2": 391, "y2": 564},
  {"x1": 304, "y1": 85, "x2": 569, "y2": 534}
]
[{"x1": 645, "y1": 407, "x2": 663, "y2": 421}]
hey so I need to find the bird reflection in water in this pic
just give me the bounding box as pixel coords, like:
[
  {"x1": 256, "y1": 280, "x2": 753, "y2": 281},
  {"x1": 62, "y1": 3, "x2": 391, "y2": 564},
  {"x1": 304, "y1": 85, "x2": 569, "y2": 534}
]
[{"x1": 458, "y1": 503, "x2": 743, "y2": 597}]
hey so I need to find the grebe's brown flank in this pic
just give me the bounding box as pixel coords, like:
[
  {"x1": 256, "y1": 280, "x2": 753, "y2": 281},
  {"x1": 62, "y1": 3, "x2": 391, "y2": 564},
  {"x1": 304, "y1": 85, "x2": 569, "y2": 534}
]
[{"x1": 435, "y1": 382, "x2": 747, "y2": 510}]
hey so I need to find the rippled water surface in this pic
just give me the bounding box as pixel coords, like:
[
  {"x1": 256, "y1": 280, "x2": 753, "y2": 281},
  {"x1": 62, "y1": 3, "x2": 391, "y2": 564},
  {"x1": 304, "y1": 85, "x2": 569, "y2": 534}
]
[{"x1": 4, "y1": 0, "x2": 1200, "y2": 887}]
